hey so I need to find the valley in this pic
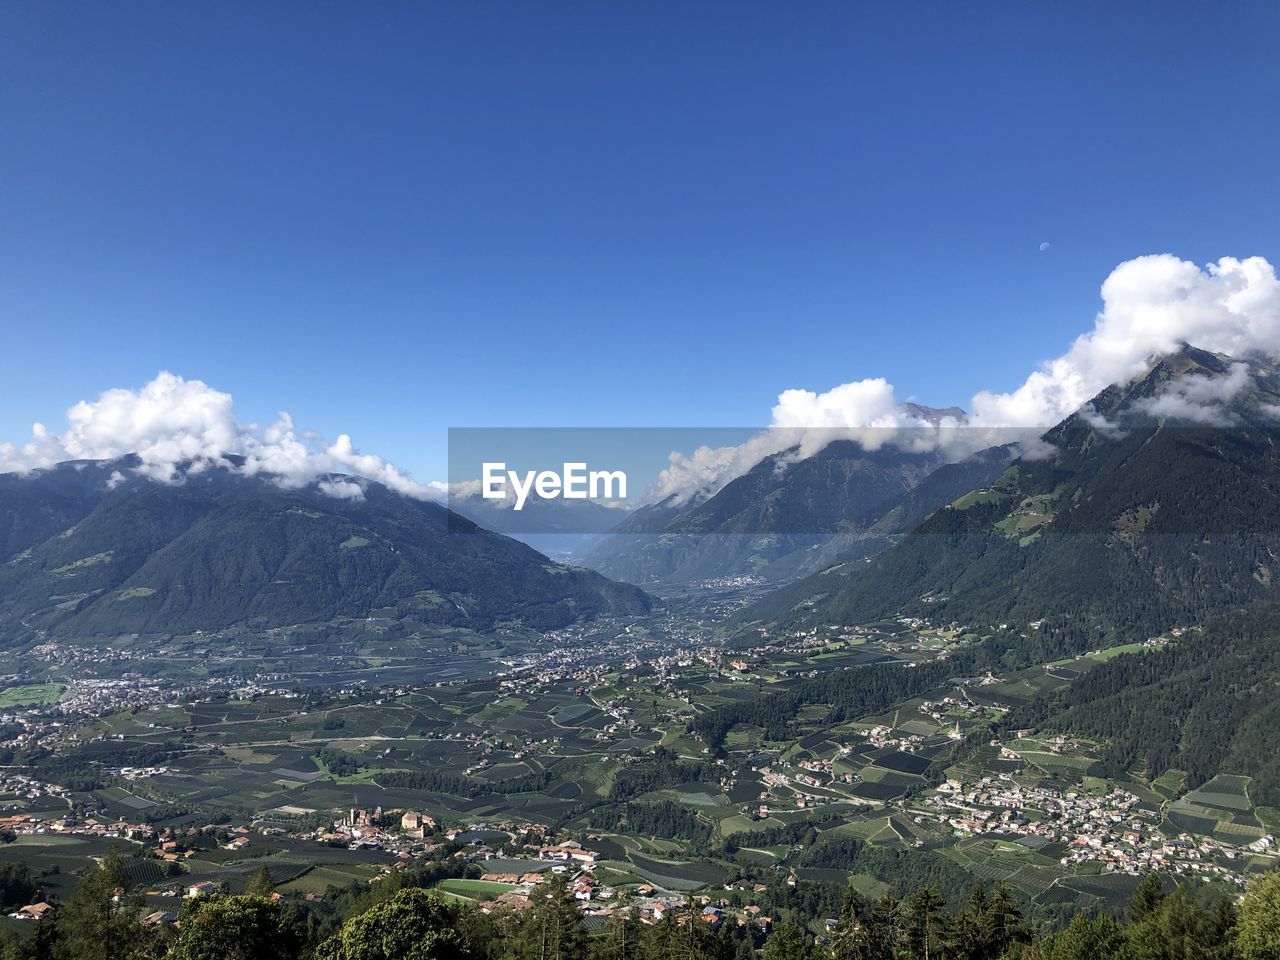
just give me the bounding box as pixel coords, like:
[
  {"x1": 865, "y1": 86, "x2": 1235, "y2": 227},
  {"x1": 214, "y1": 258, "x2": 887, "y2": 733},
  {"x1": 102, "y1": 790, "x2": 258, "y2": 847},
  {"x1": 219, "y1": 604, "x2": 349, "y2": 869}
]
[
  {"x1": 3, "y1": 597, "x2": 1276, "y2": 933},
  {"x1": 3, "y1": 347, "x2": 1280, "y2": 953}
]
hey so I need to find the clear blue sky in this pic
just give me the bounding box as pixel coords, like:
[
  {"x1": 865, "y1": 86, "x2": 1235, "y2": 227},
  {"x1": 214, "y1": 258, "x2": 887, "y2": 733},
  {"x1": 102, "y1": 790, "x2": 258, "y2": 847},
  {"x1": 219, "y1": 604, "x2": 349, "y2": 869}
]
[{"x1": 2, "y1": 2, "x2": 1278, "y2": 480}]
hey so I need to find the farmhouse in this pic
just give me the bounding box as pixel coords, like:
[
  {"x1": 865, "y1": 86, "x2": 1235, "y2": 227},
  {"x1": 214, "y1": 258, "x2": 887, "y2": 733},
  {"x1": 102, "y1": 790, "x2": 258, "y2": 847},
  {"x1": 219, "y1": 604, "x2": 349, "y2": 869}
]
[{"x1": 10, "y1": 903, "x2": 53, "y2": 921}]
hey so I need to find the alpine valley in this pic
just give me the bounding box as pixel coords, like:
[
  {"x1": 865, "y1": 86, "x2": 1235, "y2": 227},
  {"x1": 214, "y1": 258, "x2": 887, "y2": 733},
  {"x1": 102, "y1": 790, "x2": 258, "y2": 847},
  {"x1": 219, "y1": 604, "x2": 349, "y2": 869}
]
[{"x1": 4, "y1": 345, "x2": 1280, "y2": 948}]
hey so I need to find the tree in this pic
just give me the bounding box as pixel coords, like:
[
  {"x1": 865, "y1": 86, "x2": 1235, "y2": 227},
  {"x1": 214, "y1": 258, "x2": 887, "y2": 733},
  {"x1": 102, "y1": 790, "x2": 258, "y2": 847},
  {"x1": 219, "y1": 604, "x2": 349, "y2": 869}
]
[
  {"x1": 1039, "y1": 913, "x2": 1127, "y2": 960},
  {"x1": 980, "y1": 883, "x2": 1029, "y2": 960},
  {"x1": 761, "y1": 924, "x2": 815, "y2": 960},
  {"x1": 243, "y1": 864, "x2": 275, "y2": 898},
  {"x1": 638, "y1": 898, "x2": 726, "y2": 960},
  {"x1": 56, "y1": 847, "x2": 155, "y2": 960},
  {"x1": 864, "y1": 896, "x2": 903, "y2": 960},
  {"x1": 904, "y1": 888, "x2": 947, "y2": 960},
  {"x1": 830, "y1": 887, "x2": 870, "y2": 960},
  {"x1": 1238, "y1": 871, "x2": 1280, "y2": 960},
  {"x1": 1128, "y1": 873, "x2": 1166, "y2": 923},
  {"x1": 513, "y1": 875, "x2": 587, "y2": 960},
  {"x1": 592, "y1": 908, "x2": 645, "y2": 960},
  {"x1": 172, "y1": 895, "x2": 302, "y2": 960},
  {"x1": 315, "y1": 888, "x2": 461, "y2": 960},
  {"x1": 0, "y1": 863, "x2": 36, "y2": 912},
  {"x1": 1133, "y1": 882, "x2": 1241, "y2": 960}
]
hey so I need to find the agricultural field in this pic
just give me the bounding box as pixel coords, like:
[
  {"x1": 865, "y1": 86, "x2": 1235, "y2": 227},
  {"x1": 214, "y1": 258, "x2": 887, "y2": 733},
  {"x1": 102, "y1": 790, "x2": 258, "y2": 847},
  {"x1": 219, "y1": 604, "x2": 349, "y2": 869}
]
[
  {"x1": 0, "y1": 683, "x2": 65, "y2": 707},
  {"x1": 5, "y1": 614, "x2": 1273, "y2": 921}
]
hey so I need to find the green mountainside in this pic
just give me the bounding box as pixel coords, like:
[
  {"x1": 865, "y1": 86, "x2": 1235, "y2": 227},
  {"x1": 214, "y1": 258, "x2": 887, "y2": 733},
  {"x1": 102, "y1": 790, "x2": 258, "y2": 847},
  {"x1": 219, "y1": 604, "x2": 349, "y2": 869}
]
[
  {"x1": 742, "y1": 346, "x2": 1280, "y2": 637},
  {"x1": 1018, "y1": 604, "x2": 1280, "y2": 808},
  {"x1": 0, "y1": 461, "x2": 650, "y2": 642}
]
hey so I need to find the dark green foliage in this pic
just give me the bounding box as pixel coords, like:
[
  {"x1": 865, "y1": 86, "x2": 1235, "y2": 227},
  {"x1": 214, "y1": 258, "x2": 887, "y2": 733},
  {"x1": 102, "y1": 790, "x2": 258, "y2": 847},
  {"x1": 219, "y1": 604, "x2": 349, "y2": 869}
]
[
  {"x1": 587, "y1": 801, "x2": 713, "y2": 844},
  {"x1": 1037, "y1": 912, "x2": 1129, "y2": 960},
  {"x1": 1238, "y1": 870, "x2": 1280, "y2": 960},
  {"x1": 376, "y1": 767, "x2": 552, "y2": 798},
  {"x1": 692, "y1": 659, "x2": 954, "y2": 750},
  {"x1": 0, "y1": 866, "x2": 1268, "y2": 960},
  {"x1": 0, "y1": 863, "x2": 36, "y2": 912},
  {"x1": 173, "y1": 894, "x2": 304, "y2": 960},
  {"x1": 509, "y1": 875, "x2": 586, "y2": 960},
  {"x1": 48, "y1": 847, "x2": 157, "y2": 960},
  {"x1": 607, "y1": 749, "x2": 720, "y2": 800},
  {"x1": 315, "y1": 745, "x2": 365, "y2": 778},
  {"x1": 242, "y1": 864, "x2": 275, "y2": 898},
  {"x1": 1013, "y1": 604, "x2": 1280, "y2": 804},
  {"x1": 760, "y1": 923, "x2": 816, "y2": 960},
  {"x1": 315, "y1": 888, "x2": 462, "y2": 960}
]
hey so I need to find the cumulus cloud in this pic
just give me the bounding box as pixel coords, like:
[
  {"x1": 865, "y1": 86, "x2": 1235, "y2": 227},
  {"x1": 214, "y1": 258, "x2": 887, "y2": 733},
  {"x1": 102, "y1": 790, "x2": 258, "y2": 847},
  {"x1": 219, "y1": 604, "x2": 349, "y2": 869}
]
[
  {"x1": 652, "y1": 254, "x2": 1280, "y2": 503},
  {"x1": 0, "y1": 372, "x2": 443, "y2": 501},
  {"x1": 648, "y1": 381, "x2": 955, "y2": 504},
  {"x1": 969, "y1": 254, "x2": 1279, "y2": 428},
  {"x1": 6, "y1": 255, "x2": 1277, "y2": 509}
]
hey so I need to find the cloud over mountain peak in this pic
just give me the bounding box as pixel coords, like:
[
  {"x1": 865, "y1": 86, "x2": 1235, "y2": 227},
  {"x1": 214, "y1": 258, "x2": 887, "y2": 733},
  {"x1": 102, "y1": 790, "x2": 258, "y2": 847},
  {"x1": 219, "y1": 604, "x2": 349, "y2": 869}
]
[{"x1": 0, "y1": 371, "x2": 442, "y2": 500}]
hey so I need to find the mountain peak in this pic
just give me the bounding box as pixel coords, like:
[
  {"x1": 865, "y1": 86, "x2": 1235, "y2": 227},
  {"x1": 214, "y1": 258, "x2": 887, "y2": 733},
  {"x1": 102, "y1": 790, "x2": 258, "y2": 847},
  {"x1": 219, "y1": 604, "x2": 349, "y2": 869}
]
[
  {"x1": 1074, "y1": 344, "x2": 1278, "y2": 427},
  {"x1": 904, "y1": 402, "x2": 967, "y2": 424}
]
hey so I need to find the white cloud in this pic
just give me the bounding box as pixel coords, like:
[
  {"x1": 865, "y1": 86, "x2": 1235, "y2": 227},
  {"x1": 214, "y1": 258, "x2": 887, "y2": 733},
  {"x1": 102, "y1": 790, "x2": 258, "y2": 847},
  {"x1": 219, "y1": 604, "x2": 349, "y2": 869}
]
[
  {"x1": 969, "y1": 254, "x2": 1280, "y2": 429},
  {"x1": 1136, "y1": 362, "x2": 1253, "y2": 425},
  {"x1": 5, "y1": 255, "x2": 1277, "y2": 509},
  {"x1": 0, "y1": 371, "x2": 444, "y2": 501},
  {"x1": 317, "y1": 478, "x2": 367, "y2": 501},
  {"x1": 651, "y1": 254, "x2": 1280, "y2": 502}
]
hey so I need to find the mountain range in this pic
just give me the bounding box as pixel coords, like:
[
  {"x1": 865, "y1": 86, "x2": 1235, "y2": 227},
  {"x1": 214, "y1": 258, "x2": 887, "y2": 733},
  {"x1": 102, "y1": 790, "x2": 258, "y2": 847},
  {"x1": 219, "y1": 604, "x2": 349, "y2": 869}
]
[
  {"x1": 583, "y1": 410, "x2": 1015, "y2": 587},
  {"x1": 738, "y1": 345, "x2": 1280, "y2": 637},
  {"x1": 3, "y1": 344, "x2": 1277, "y2": 647},
  {"x1": 0, "y1": 459, "x2": 649, "y2": 643}
]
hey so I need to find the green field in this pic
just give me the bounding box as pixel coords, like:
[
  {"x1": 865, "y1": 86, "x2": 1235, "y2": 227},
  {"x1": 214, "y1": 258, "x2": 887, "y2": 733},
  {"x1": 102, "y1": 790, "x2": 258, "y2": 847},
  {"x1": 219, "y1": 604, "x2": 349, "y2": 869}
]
[{"x1": 0, "y1": 683, "x2": 66, "y2": 707}]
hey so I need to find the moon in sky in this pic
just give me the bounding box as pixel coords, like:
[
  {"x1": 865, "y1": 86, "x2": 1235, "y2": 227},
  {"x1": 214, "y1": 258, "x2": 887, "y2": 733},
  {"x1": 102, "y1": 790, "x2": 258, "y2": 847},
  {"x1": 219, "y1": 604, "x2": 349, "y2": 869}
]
[{"x1": 1039, "y1": 241, "x2": 1051, "y2": 252}]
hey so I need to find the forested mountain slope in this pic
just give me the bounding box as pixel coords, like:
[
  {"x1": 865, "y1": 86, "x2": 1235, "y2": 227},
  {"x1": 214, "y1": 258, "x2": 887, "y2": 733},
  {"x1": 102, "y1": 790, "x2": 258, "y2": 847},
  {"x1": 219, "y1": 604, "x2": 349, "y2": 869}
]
[
  {"x1": 741, "y1": 346, "x2": 1280, "y2": 636},
  {"x1": 0, "y1": 461, "x2": 650, "y2": 642}
]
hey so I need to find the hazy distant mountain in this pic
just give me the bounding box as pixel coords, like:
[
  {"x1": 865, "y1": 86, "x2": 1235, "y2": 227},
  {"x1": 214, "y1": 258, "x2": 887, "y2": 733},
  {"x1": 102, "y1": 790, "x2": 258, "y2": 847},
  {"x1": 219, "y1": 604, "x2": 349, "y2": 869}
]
[
  {"x1": 0, "y1": 460, "x2": 650, "y2": 642},
  {"x1": 450, "y1": 495, "x2": 629, "y2": 561},
  {"x1": 581, "y1": 405, "x2": 1014, "y2": 588},
  {"x1": 741, "y1": 345, "x2": 1280, "y2": 635}
]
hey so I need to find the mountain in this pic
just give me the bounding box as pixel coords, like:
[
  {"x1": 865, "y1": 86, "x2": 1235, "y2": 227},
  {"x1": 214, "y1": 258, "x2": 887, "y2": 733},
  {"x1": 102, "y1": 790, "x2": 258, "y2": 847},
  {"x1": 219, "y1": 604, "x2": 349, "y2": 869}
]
[
  {"x1": 450, "y1": 495, "x2": 627, "y2": 561},
  {"x1": 1012, "y1": 603, "x2": 1280, "y2": 807},
  {"x1": 742, "y1": 345, "x2": 1280, "y2": 636},
  {"x1": 582, "y1": 414, "x2": 1014, "y2": 588},
  {"x1": 0, "y1": 460, "x2": 650, "y2": 643}
]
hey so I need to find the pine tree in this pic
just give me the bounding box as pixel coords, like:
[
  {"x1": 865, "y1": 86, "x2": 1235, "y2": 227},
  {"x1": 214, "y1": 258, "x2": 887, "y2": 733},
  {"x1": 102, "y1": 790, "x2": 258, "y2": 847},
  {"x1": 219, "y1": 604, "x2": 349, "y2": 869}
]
[
  {"x1": 830, "y1": 887, "x2": 869, "y2": 960},
  {"x1": 983, "y1": 883, "x2": 1028, "y2": 959},
  {"x1": 1039, "y1": 913, "x2": 1126, "y2": 960},
  {"x1": 761, "y1": 923, "x2": 814, "y2": 960},
  {"x1": 58, "y1": 847, "x2": 154, "y2": 960},
  {"x1": 904, "y1": 888, "x2": 947, "y2": 960},
  {"x1": 592, "y1": 908, "x2": 644, "y2": 960},
  {"x1": 243, "y1": 864, "x2": 275, "y2": 898},
  {"x1": 1128, "y1": 872, "x2": 1166, "y2": 923},
  {"x1": 850, "y1": 896, "x2": 902, "y2": 960},
  {"x1": 518, "y1": 875, "x2": 587, "y2": 960}
]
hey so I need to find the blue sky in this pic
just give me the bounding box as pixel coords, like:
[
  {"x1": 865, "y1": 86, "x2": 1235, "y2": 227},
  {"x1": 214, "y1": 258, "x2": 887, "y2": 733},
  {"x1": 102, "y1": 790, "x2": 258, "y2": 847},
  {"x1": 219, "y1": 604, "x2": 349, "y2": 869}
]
[{"x1": 2, "y1": 2, "x2": 1279, "y2": 481}]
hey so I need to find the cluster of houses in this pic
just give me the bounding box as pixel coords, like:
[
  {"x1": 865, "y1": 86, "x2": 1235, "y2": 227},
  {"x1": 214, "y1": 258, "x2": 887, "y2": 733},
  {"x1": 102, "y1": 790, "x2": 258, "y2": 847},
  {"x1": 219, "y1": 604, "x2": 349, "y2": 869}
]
[
  {"x1": 925, "y1": 775, "x2": 1277, "y2": 886},
  {"x1": 0, "y1": 811, "x2": 153, "y2": 842},
  {"x1": 0, "y1": 771, "x2": 71, "y2": 808}
]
